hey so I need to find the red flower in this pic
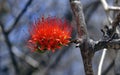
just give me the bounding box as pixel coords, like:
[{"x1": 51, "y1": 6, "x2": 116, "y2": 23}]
[{"x1": 28, "y1": 16, "x2": 72, "y2": 52}]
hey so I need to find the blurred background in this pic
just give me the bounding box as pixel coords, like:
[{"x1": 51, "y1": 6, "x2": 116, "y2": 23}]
[{"x1": 0, "y1": 0, "x2": 120, "y2": 75}]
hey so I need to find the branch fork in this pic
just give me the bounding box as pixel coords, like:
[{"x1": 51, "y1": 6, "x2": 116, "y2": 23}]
[{"x1": 70, "y1": 0, "x2": 120, "y2": 75}]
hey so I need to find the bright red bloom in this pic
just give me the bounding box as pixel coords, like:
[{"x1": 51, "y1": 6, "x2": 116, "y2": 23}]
[{"x1": 28, "y1": 16, "x2": 72, "y2": 52}]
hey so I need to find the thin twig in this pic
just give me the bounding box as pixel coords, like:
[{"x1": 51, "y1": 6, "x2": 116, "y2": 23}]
[
  {"x1": 96, "y1": 2, "x2": 120, "y2": 73},
  {"x1": 94, "y1": 39, "x2": 120, "y2": 51},
  {"x1": 100, "y1": 0, "x2": 112, "y2": 24},
  {"x1": 44, "y1": 46, "x2": 70, "y2": 75},
  {"x1": 12, "y1": 46, "x2": 39, "y2": 68},
  {"x1": 0, "y1": 22, "x2": 20, "y2": 75},
  {"x1": 0, "y1": 0, "x2": 33, "y2": 74},
  {"x1": 112, "y1": 13, "x2": 120, "y2": 31},
  {"x1": 101, "y1": 0, "x2": 120, "y2": 24},
  {"x1": 7, "y1": 0, "x2": 33, "y2": 34},
  {"x1": 98, "y1": 49, "x2": 107, "y2": 75},
  {"x1": 102, "y1": 60, "x2": 114, "y2": 75}
]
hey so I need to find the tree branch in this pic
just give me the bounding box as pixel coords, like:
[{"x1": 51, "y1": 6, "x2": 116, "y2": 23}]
[
  {"x1": 98, "y1": 49, "x2": 107, "y2": 75},
  {"x1": 101, "y1": 0, "x2": 120, "y2": 11},
  {"x1": 94, "y1": 12, "x2": 120, "y2": 51},
  {"x1": 70, "y1": 0, "x2": 120, "y2": 75},
  {"x1": 44, "y1": 46, "x2": 70, "y2": 75},
  {"x1": 70, "y1": 0, "x2": 88, "y2": 39},
  {"x1": 0, "y1": 22, "x2": 20, "y2": 75},
  {"x1": 94, "y1": 39, "x2": 120, "y2": 51},
  {"x1": 111, "y1": 13, "x2": 120, "y2": 31},
  {"x1": 101, "y1": 0, "x2": 120, "y2": 24},
  {"x1": 70, "y1": 0, "x2": 94, "y2": 75},
  {"x1": 7, "y1": 0, "x2": 33, "y2": 34},
  {"x1": 102, "y1": 60, "x2": 114, "y2": 75},
  {"x1": 0, "y1": 0, "x2": 33, "y2": 74}
]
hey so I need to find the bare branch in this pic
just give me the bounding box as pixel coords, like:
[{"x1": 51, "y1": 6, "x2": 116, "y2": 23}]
[
  {"x1": 12, "y1": 46, "x2": 39, "y2": 68},
  {"x1": 7, "y1": 0, "x2": 33, "y2": 34},
  {"x1": 101, "y1": 0, "x2": 120, "y2": 23},
  {"x1": 70, "y1": 0, "x2": 88, "y2": 39},
  {"x1": 0, "y1": 1, "x2": 33, "y2": 74},
  {"x1": 101, "y1": 0, "x2": 108, "y2": 11},
  {"x1": 100, "y1": 0, "x2": 112, "y2": 24},
  {"x1": 95, "y1": 12, "x2": 120, "y2": 51},
  {"x1": 102, "y1": 60, "x2": 114, "y2": 75},
  {"x1": 101, "y1": 0, "x2": 120, "y2": 11},
  {"x1": 94, "y1": 39, "x2": 120, "y2": 51},
  {"x1": 44, "y1": 47, "x2": 70, "y2": 75},
  {"x1": 70, "y1": 0, "x2": 94, "y2": 75},
  {"x1": 98, "y1": 49, "x2": 107, "y2": 75},
  {"x1": 0, "y1": 22, "x2": 20, "y2": 75},
  {"x1": 112, "y1": 13, "x2": 120, "y2": 30},
  {"x1": 70, "y1": 0, "x2": 120, "y2": 75},
  {"x1": 108, "y1": 6, "x2": 120, "y2": 11}
]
